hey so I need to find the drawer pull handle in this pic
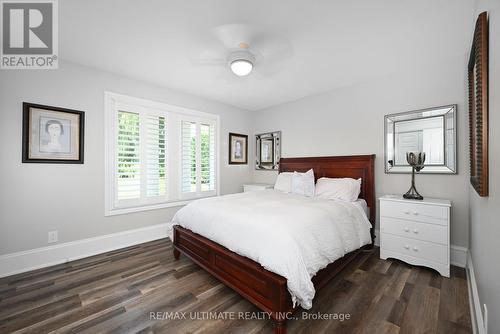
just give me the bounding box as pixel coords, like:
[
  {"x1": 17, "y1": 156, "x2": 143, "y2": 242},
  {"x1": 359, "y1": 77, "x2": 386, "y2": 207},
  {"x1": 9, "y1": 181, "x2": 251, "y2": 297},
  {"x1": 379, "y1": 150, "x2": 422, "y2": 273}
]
[
  {"x1": 413, "y1": 229, "x2": 419, "y2": 234},
  {"x1": 412, "y1": 212, "x2": 419, "y2": 216},
  {"x1": 404, "y1": 211, "x2": 410, "y2": 214},
  {"x1": 404, "y1": 245, "x2": 409, "y2": 250},
  {"x1": 404, "y1": 227, "x2": 410, "y2": 232},
  {"x1": 413, "y1": 247, "x2": 419, "y2": 251}
]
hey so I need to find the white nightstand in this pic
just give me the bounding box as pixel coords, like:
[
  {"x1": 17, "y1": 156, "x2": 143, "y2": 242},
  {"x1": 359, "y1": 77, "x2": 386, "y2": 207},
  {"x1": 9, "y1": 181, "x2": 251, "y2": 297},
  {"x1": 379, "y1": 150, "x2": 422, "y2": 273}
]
[
  {"x1": 379, "y1": 195, "x2": 451, "y2": 277},
  {"x1": 243, "y1": 183, "x2": 274, "y2": 192}
]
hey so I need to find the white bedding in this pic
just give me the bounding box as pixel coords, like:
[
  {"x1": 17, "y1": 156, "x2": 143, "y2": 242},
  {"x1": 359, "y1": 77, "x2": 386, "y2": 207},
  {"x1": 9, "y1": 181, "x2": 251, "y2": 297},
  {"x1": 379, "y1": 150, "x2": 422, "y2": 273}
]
[
  {"x1": 170, "y1": 189, "x2": 372, "y2": 309},
  {"x1": 352, "y1": 198, "x2": 369, "y2": 217}
]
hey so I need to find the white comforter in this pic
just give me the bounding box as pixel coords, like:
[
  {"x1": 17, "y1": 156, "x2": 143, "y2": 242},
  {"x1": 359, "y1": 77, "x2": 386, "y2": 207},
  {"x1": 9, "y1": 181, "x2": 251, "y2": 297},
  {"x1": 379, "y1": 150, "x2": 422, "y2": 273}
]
[{"x1": 170, "y1": 190, "x2": 372, "y2": 309}]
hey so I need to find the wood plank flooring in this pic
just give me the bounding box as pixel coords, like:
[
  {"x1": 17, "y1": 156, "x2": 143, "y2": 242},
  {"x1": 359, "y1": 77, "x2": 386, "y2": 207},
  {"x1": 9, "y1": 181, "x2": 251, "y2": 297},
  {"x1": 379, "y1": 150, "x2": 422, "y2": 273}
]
[{"x1": 0, "y1": 238, "x2": 472, "y2": 333}]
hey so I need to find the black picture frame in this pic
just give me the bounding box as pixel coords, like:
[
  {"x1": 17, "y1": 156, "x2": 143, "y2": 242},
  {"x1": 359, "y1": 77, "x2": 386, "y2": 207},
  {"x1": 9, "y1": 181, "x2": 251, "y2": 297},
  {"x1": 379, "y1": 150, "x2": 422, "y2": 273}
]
[
  {"x1": 228, "y1": 132, "x2": 248, "y2": 165},
  {"x1": 22, "y1": 102, "x2": 85, "y2": 164}
]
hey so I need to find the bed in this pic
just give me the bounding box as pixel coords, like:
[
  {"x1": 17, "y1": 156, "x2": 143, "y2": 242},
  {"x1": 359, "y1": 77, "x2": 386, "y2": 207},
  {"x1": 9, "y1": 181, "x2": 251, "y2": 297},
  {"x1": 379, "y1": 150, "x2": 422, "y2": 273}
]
[{"x1": 172, "y1": 155, "x2": 376, "y2": 333}]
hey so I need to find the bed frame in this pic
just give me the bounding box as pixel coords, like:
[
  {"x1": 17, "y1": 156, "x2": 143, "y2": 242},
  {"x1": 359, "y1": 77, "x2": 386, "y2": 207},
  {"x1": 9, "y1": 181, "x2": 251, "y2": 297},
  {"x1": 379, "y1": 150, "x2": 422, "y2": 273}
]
[{"x1": 173, "y1": 155, "x2": 376, "y2": 333}]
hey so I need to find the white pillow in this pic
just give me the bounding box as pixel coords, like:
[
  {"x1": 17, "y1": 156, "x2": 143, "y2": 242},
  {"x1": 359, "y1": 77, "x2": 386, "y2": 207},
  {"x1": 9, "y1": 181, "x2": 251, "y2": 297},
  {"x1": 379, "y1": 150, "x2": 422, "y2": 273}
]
[
  {"x1": 291, "y1": 169, "x2": 315, "y2": 197},
  {"x1": 274, "y1": 172, "x2": 293, "y2": 193},
  {"x1": 314, "y1": 177, "x2": 361, "y2": 202}
]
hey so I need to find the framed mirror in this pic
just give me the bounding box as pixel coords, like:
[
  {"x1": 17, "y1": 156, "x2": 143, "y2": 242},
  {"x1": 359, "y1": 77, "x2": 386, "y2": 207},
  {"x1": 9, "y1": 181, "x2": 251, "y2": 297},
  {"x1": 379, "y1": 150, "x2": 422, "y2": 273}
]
[
  {"x1": 256, "y1": 131, "x2": 281, "y2": 170},
  {"x1": 468, "y1": 12, "x2": 489, "y2": 197},
  {"x1": 384, "y1": 105, "x2": 457, "y2": 174}
]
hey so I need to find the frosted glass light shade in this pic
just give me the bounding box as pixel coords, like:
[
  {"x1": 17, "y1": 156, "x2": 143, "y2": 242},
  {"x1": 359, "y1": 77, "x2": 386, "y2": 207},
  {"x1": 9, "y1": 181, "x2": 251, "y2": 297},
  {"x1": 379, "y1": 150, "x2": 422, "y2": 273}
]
[{"x1": 230, "y1": 59, "x2": 253, "y2": 76}]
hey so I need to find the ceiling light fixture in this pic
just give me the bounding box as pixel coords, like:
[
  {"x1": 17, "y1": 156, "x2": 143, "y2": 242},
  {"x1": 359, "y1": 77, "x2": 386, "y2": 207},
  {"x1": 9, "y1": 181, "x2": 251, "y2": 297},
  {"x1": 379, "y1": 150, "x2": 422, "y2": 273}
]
[
  {"x1": 230, "y1": 59, "x2": 253, "y2": 76},
  {"x1": 228, "y1": 50, "x2": 255, "y2": 76}
]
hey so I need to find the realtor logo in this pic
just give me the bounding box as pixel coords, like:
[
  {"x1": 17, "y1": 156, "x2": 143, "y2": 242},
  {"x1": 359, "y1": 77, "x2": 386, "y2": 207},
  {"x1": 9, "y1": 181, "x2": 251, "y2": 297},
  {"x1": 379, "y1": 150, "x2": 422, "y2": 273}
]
[{"x1": 1, "y1": 0, "x2": 58, "y2": 69}]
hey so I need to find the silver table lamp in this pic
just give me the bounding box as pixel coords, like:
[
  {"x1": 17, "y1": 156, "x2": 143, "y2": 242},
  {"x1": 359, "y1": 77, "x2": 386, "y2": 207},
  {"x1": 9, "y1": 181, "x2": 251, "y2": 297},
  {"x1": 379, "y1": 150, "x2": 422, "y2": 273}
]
[{"x1": 403, "y1": 152, "x2": 425, "y2": 200}]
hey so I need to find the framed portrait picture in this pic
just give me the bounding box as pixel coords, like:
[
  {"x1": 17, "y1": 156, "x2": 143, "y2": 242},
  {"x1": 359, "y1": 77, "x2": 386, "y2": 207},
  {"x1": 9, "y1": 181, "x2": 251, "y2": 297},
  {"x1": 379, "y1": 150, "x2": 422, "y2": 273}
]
[
  {"x1": 22, "y1": 102, "x2": 85, "y2": 163},
  {"x1": 229, "y1": 132, "x2": 248, "y2": 164}
]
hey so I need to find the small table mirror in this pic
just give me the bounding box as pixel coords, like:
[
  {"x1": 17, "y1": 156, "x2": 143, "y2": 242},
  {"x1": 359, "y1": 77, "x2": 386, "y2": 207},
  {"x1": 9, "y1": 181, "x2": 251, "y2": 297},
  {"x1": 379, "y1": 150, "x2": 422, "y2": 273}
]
[{"x1": 384, "y1": 105, "x2": 457, "y2": 174}]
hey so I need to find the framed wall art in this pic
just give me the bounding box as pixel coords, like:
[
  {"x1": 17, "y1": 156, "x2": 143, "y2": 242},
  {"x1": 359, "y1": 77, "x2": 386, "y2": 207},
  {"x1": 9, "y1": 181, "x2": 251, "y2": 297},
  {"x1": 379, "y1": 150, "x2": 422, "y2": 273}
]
[
  {"x1": 22, "y1": 102, "x2": 85, "y2": 164},
  {"x1": 229, "y1": 132, "x2": 248, "y2": 164},
  {"x1": 468, "y1": 12, "x2": 489, "y2": 197}
]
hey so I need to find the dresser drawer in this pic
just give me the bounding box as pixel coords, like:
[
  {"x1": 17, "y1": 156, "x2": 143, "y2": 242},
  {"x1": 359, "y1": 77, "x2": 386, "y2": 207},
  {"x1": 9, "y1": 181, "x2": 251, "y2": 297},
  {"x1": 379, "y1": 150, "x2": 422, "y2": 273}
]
[
  {"x1": 381, "y1": 217, "x2": 447, "y2": 245},
  {"x1": 380, "y1": 233, "x2": 448, "y2": 264},
  {"x1": 380, "y1": 200, "x2": 448, "y2": 225}
]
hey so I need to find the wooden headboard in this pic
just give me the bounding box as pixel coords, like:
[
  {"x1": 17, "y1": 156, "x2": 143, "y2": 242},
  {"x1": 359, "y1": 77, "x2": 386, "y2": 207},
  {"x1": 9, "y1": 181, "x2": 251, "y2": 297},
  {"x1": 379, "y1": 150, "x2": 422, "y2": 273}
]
[{"x1": 279, "y1": 155, "x2": 376, "y2": 241}]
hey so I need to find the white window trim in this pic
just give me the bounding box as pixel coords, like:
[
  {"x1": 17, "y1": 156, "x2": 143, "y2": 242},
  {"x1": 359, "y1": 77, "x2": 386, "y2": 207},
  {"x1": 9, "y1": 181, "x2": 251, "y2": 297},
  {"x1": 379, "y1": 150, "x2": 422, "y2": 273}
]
[{"x1": 104, "y1": 92, "x2": 220, "y2": 216}]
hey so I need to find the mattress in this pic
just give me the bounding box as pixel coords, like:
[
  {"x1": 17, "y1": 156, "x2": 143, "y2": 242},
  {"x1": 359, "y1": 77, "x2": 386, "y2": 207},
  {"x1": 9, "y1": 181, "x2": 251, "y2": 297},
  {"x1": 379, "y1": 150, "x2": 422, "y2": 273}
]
[{"x1": 171, "y1": 190, "x2": 372, "y2": 309}]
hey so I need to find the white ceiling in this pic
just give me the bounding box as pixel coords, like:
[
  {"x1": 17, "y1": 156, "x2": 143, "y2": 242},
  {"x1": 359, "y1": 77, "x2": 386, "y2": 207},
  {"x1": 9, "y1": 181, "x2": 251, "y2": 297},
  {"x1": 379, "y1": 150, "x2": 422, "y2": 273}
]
[{"x1": 61, "y1": 0, "x2": 474, "y2": 111}]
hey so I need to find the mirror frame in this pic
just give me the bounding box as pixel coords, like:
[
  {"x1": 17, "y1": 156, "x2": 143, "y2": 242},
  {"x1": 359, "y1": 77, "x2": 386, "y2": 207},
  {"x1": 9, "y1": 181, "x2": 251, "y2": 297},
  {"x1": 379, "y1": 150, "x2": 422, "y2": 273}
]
[
  {"x1": 255, "y1": 131, "x2": 281, "y2": 170},
  {"x1": 468, "y1": 12, "x2": 489, "y2": 196},
  {"x1": 384, "y1": 105, "x2": 457, "y2": 174}
]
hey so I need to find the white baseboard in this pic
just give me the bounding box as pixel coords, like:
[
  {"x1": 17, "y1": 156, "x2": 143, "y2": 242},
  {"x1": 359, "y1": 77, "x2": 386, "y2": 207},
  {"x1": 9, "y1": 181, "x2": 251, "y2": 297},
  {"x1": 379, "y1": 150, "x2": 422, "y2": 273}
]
[
  {"x1": 450, "y1": 245, "x2": 467, "y2": 268},
  {"x1": 0, "y1": 225, "x2": 468, "y2": 279},
  {"x1": 0, "y1": 223, "x2": 170, "y2": 278},
  {"x1": 374, "y1": 229, "x2": 468, "y2": 268},
  {"x1": 466, "y1": 250, "x2": 486, "y2": 334}
]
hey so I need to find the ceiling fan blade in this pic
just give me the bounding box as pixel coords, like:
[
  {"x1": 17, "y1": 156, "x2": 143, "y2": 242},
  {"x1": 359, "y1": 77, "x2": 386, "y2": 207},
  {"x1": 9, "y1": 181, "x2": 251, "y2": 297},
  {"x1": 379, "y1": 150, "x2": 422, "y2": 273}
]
[
  {"x1": 192, "y1": 23, "x2": 293, "y2": 78},
  {"x1": 250, "y1": 34, "x2": 293, "y2": 62},
  {"x1": 190, "y1": 58, "x2": 226, "y2": 66},
  {"x1": 211, "y1": 23, "x2": 254, "y2": 49},
  {"x1": 188, "y1": 39, "x2": 227, "y2": 66},
  {"x1": 254, "y1": 60, "x2": 290, "y2": 78}
]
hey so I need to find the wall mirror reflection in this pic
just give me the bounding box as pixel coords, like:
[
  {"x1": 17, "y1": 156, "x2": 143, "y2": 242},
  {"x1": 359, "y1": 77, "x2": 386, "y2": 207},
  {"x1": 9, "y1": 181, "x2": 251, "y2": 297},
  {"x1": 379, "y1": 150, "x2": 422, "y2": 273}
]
[
  {"x1": 384, "y1": 105, "x2": 457, "y2": 174},
  {"x1": 256, "y1": 131, "x2": 281, "y2": 170}
]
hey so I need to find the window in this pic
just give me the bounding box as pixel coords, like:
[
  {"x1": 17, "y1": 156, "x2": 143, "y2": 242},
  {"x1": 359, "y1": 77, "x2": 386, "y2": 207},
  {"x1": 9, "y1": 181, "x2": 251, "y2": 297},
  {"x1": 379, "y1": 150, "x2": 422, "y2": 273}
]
[
  {"x1": 105, "y1": 92, "x2": 219, "y2": 215},
  {"x1": 180, "y1": 121, "x2": 216, "y2": 196}
]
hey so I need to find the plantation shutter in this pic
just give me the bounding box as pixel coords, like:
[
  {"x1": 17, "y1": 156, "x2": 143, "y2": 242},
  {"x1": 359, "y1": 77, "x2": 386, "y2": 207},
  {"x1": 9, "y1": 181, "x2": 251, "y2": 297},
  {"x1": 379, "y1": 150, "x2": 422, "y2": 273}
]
[
  {"x1": 116, "y1": 111, "x2": 141, "y2": 201},
  {"x1": 145, "y1": 115, "x2": 167, "y2": 198},
  {"x1": 200, "y1": 123, "x2": 215, "y2": 192},
  {"x1": 116, "y1": 110, "x2": 169, "y2": 205},
  {"x1": 106, "y1": 92, "x2": 218, "y2": 215},
  {"x1": 181, "y1": 120, "x2": 216, "y2": 196},
  {"x1": 181, "y1": 120, "x2": 197, "y2": 194}
]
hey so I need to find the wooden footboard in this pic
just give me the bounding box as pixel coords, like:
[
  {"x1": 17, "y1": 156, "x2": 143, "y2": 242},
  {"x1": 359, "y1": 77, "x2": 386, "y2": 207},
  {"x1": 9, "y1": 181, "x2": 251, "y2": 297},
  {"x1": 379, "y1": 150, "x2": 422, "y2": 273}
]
[
  {"x1": 173, "y1": 225, "x2": 362, "y2": 334},
  {"x1": 173, "y1": 225, "x2": 293, "y2": 318}
]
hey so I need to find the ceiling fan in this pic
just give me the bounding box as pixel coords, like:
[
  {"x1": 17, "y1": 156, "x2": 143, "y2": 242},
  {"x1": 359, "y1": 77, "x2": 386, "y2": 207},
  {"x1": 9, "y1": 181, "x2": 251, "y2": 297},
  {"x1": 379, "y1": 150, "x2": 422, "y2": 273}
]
[{"x1": 190, "y1": 23, "x2": 293, "y2": 77}]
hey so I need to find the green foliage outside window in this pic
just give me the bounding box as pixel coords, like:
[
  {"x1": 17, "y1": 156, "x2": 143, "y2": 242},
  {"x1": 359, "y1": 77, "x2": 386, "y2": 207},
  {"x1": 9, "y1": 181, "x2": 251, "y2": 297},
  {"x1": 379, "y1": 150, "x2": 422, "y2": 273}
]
[{"x1": 117, "y1": 112, "x2": 140, "y2": 179}]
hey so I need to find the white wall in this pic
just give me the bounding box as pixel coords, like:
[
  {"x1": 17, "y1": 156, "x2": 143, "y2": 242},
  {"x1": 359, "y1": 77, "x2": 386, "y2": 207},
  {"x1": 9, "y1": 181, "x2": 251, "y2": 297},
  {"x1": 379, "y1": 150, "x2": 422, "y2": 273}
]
[
  {"x1": 0, "y1": 61, "x2": 253, "y2": 255},
  {"x1": 252, "y1": 55, "x2": 470, "y2": 248},
  {"x1": 469, "y1": 1, "x2": 500, "y2": 332}
]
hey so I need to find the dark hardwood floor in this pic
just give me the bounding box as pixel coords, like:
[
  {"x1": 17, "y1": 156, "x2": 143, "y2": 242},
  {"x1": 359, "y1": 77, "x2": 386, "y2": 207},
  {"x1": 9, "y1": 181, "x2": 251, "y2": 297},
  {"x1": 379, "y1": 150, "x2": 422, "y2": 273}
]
[{"x1": 0, "y1": 238, "x2": 472, "y2": 333}]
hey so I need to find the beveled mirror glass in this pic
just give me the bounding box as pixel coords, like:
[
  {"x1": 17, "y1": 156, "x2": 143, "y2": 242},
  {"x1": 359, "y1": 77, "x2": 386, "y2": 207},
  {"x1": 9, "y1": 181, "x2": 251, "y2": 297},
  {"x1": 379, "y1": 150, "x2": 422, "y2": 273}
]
[
  {"x1": 256, "y1": 131, "x2": 281, "y2": 170},
  {"x1": 384, "y1": 105, "x2": 457, "y2": 174}
]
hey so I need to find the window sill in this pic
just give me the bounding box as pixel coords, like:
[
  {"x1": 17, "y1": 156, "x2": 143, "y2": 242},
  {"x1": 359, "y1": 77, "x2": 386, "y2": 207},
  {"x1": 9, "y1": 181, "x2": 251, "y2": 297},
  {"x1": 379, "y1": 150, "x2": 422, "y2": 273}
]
[{"x1": 105, "y1": 200, "x2": 192, "y2": 217}]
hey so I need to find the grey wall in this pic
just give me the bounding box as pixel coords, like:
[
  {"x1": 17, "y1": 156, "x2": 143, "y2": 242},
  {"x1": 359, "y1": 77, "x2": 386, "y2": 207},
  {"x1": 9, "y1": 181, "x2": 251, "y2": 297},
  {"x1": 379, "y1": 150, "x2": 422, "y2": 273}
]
[
  {"x1": 0, "y1": 61, "x2": 253, "y2": 255},
  {"x1": 1, "y1": 7, "x2": 497, "y2": 328},
  {"x1": 252, "y1": 55, "x2": 470, "y2": 247},
  {"x1": 469, "y1": 0, "x2": 500, "y2": 332}
]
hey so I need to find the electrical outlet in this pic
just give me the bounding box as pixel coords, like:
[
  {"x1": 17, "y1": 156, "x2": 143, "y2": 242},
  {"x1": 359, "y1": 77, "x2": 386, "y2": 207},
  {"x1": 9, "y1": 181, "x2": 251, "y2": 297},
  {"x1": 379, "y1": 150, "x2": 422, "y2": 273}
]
[
  {"x1": 483, "y1": 304, "x2": 488, "y2": 333},
  {"x1": 48, "y1": 231, "x2": 58, "y2": 243}
]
